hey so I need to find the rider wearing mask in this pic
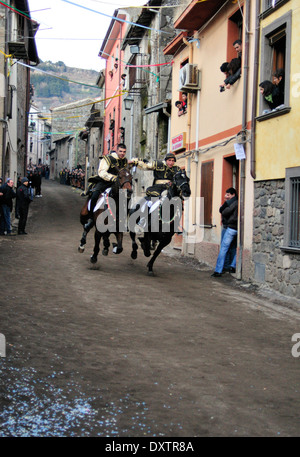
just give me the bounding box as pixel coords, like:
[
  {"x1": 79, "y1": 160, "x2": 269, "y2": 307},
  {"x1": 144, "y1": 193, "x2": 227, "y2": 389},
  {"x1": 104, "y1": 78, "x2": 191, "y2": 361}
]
[{"x1": 84, "y1": 143, "x2": 128, "y2": 232}]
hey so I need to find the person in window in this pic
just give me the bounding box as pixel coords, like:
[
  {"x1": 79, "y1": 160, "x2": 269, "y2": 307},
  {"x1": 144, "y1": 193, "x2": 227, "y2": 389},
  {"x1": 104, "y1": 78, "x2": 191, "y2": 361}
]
[
  {"x1": 220, "y1": 58, "x2": 241, "y2": 91},
  {"x1": 233, "y1": 39, "x2": 242, "y2": 59},
  {"x1": 272, "y1": 68, "x2": 285, "y2": 106},
  {"x1": 219, "y1": 62, "x2": 229, "y2": 92},
  {"x1": 259, "y1": 80, "x2": 281, "y2": 112},
  {"x1": 181, "y1": 92, "x2": 187, "y2": 112},
  {"x1": 175, "y1": 100, "x2": 185, "y2": 116},
  {"x1": 220, "y1": 62, "x2": 229, "y2": 78}
]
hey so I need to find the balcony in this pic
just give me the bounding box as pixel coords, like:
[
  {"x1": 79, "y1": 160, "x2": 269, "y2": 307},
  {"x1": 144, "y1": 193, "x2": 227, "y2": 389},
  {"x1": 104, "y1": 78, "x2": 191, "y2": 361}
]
[{"x1": 8, "y1": 41, "x2": 29, "y2": 60}]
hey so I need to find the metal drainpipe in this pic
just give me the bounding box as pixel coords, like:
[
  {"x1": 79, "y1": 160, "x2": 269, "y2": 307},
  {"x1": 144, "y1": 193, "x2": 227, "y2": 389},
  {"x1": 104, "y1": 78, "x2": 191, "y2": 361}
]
[
  {"x1": 193, "y1": 89, "x2": 200, "y2": 227},
  {"x1": 183, "y1": 36, "x2": 193, "y2": 149},
  {"x1": 163, "y1": 106, "x2": 171, "y2": 153},
  {"x1": 2, "y1": 6, "x2": 9, "y2": 177},
  {"x1": 237, "y1": 0, "x2": 250, "y2": 280},
  {"x1": 250, "y1": 0, "x2": 260, "y2": 180},
  {"x1": 183, "y1": 155, "x2": 191, "y2": 255},
  {"x1": 182, "y1": 36, "x2": 195, "y2": 255}
]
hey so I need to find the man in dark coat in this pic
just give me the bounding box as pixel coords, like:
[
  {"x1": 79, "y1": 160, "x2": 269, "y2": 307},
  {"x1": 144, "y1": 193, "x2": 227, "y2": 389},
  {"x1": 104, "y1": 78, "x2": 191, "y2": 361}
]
[
  {"x1": 16, "y1": 177, "x2": 32, "y2": 235},
  {"x1": 211, "y1": 188, "x2": 238, "y2": 277},
  {"x1": 0, "y1": 178, "x2": 16, "y2": 235},
  {"x1": 34, "y1": 170, "x2": 42, "y2": 197}
]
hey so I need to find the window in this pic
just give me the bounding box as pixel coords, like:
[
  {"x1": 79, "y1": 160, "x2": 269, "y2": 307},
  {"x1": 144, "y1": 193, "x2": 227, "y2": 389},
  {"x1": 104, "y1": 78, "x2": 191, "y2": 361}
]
[
  {"x1": 262, "y1": 0, "x2": 290, "y2": 18},
  {"x1": 129, "y1": 55, "x2": 137, "y2": 90},
  {"x1": 259, "y1": 11, "x2": 292, "y2": 117},
  {"x1": 200, "y1": 161, "x2": 214, "y2": 227},
  {"x1": 283, "y1": 167, "x2": 300, "y2": 251},
  {"x1": 227, "y1": 8, "x2": 243, "y2": 62}
]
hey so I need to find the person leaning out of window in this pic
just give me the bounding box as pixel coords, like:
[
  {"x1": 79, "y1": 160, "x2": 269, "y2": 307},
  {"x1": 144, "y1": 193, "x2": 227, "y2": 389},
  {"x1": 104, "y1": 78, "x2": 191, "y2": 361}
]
[{"x1": 259, "y1": 79, "x2": 284, "y2": 113}]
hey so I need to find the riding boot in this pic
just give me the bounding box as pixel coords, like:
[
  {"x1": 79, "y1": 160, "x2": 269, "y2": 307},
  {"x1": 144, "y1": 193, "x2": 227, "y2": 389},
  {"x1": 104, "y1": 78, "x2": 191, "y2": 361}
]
[{"x1": 84, "y1": 218, "x2": 94, "y2": 232}]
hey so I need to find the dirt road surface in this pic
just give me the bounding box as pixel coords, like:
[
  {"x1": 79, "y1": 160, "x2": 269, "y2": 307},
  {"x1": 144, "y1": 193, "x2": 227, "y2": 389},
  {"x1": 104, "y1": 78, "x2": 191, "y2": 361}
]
[{"x1": 0, "y1": 179, "x2": 300, "y2": 438}]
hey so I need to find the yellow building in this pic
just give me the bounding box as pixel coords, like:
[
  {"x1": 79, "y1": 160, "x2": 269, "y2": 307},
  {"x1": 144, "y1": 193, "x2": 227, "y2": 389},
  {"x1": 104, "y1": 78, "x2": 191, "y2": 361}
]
[{"x1": 252, "y1": 0, "x2": 300, "y2": 298}]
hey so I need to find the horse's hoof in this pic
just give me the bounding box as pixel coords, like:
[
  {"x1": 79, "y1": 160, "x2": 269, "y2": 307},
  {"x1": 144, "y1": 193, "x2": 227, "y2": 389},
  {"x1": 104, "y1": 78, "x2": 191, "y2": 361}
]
[
  {"x1": 144, "y1": 251, "x2": 151, "y2": 257},
  {"x1": 147, "y1": 270, "x2": 155, "y2": 276},
  {"x1": 78, "y1": 246, "x2": 85, "y2": 253},
  {"x1": 102, "y1": 249, "x2": 108, "y2": 256},
  {"x1": 90, "y1": 255, "x2": 97, "y2": 264},
  {"x1": 131, "y1": 251, "x2": 137, "y2": 260},
  {"x1": 113, "y1": 246, "x2": 123, "y2": 254}
]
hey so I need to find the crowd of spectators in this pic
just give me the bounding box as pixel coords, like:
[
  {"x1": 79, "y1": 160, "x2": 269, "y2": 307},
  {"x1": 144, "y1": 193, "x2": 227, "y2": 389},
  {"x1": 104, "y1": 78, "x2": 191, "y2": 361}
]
[
  {"x1": 0, "y1": 164, "x2": 50, "y2": 236},
  {"x1": 59, "y1": 167, "x2": 85, "y2": 191}
]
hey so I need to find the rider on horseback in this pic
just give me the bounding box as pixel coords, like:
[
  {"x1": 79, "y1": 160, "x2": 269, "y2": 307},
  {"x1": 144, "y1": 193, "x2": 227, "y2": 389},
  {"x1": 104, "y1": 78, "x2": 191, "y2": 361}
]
[
  {"x1": 131, "y1": 152, "x2": 182, "y2": 198},
  {"x1": 128, "y1": 152, "x2": 182, "y2": 230},
  {"x1": 84, "y1": 143, "x2": 129, "y2": 232}
]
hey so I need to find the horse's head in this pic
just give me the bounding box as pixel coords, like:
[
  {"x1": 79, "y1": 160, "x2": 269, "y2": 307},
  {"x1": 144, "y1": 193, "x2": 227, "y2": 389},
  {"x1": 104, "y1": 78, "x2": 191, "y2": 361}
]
[
  {"x1": 116, "y1": 168, "x2": 133, "y2": 197},
  {"x1": 173, "y1": 170, "x2": 191, "y2": 199}
]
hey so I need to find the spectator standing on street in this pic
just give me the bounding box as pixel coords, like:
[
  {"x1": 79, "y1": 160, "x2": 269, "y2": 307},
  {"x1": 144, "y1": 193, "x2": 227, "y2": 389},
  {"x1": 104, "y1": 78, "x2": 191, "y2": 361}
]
[
  {"x1": 15, "y1": 176, "x2": 22, "y2": 219},
  {"x1": 27, "y1": 171, "x2": 34, "y2": 200},
  {"x1": 211, "y1": 188, "x2": 238, "y2": 277},
  {"x1": 0, "y1": 178, "x2": 16, "y2": 236},
  {"x1": 17, "y1": 177, "x2": 32, "y2": 235},
  {"x1": 35, "y1": 170, "x2": 42, "y2": 197},
  {"x1": 218, "y1": 188, "x2": 237, "y2": 272}
]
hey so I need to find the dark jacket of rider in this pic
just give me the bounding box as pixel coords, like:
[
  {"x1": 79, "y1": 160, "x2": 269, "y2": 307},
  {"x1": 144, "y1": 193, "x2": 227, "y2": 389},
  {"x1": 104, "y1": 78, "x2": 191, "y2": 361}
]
[{"x1": 131, "y1": 158, "x2": 181, "y2": 197}]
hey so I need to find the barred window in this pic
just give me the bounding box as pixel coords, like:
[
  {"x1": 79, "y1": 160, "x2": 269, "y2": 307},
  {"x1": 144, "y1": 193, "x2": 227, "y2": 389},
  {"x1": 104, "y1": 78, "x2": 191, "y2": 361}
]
[
  {"x1": 290, "y1": 177, "x2": 300, "y2": 247},
  {"x1": 283, "y1": 167, "x2": 300, "y2": 251}
]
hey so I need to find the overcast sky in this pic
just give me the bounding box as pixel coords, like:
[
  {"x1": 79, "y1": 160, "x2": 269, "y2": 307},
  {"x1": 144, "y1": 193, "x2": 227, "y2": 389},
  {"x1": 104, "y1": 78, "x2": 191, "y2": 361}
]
[{"x1": 28, "y1": 0, "x2": 145, "y2": 71}]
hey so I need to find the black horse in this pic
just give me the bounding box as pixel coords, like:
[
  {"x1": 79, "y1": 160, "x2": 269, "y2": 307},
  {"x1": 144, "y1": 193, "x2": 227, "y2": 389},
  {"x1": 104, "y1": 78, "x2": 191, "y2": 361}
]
[
  {"x1": 78, "y1": 168, "x2": 133, "y2": 264},
  {"x1": 129, "y1": 170, "x2": 191, "y2": 275}
]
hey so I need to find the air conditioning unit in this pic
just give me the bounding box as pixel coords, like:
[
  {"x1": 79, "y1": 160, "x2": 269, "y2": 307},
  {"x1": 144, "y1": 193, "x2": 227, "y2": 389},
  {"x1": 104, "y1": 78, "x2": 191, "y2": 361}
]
[{"x1": 179, "y1": 64, "x2": 201, "y2": 91}]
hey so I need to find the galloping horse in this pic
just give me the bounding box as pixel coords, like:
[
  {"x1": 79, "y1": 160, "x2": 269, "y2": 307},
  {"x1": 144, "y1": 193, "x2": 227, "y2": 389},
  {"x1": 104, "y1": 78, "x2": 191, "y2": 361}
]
[
  {"x1": 129, "y1": 170, "x2": 191, "y2": 275},
  {"x1": 78, "y1": 168, "x2": 133, "y2": 264}
]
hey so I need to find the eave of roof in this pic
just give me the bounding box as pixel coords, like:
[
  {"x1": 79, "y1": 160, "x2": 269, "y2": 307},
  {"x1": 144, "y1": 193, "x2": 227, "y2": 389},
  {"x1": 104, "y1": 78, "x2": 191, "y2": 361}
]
[{"x1": 174, "y1": 0, "x2": 228, "y2": 31}]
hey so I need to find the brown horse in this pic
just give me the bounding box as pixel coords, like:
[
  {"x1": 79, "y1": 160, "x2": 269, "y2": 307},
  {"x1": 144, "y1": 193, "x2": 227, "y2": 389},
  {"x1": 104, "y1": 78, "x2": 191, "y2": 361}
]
[{"x1": 78, "y1": 168, "x2": 133, "y2": 264}]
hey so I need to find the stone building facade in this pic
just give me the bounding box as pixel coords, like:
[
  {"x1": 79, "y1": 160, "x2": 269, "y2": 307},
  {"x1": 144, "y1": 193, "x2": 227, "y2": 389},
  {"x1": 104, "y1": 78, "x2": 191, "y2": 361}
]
[
  {"x1": 51, "y1": 98, "x2": 98, "y2": 177},
  {"x1": 253, "y1": 180, "x2": 300, "y2": 299}
]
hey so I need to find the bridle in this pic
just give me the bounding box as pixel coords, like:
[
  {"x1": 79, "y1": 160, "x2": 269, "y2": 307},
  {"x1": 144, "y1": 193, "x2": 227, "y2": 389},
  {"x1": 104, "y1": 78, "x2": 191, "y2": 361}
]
[{"x1": 115, "y1": 167, "x2": 133, "y2": 190}]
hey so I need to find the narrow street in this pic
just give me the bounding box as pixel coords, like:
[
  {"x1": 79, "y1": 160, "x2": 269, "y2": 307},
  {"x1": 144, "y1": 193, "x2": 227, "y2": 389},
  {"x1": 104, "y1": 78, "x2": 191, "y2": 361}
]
[{"x1": 0, "y1": 179, "x2": 300, "y2": 438}]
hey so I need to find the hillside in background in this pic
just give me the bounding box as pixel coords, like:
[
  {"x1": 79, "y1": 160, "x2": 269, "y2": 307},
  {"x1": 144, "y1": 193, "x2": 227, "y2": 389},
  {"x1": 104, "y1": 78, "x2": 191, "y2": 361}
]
[{"x1": 30, "y1": 60, "x2": 102, "y2": 111}]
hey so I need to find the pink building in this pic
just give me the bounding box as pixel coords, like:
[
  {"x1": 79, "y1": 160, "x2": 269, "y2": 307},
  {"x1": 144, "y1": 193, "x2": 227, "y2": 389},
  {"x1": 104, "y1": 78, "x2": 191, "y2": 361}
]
[{"x1": 99, "y1": 11, "x2": 128, "y2": 155}]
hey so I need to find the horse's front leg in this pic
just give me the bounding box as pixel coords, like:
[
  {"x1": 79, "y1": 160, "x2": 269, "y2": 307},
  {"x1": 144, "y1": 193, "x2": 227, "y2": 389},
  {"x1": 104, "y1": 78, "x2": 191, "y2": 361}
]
[
  {"x1": 147, "y1": 235, "x2": 171, "y2": 276},
  {"x1": 139, "y1": 233, "x2": 151, "y2": 257},
  {"x1": 130, "y1": 231, "x2": 138, "y2": 260},
  {"x1": 90, "y1": 230, "x2": 101, "y2": 263},
  {"x1": 112, "y1": 232, "x2": 123, "y2": 254},
  {"x1": 102, "y1": 232, "x2": 110, "y2": 256},
  {"x1": 78, "y1": 229, "x2": 87, "y2": 253}
]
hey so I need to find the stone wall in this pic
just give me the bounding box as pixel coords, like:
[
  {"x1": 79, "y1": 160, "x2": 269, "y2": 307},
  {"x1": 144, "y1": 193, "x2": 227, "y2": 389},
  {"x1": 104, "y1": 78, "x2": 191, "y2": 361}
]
[{"x1": 253, "y1": 179, "x2": 300, "y2": 299}]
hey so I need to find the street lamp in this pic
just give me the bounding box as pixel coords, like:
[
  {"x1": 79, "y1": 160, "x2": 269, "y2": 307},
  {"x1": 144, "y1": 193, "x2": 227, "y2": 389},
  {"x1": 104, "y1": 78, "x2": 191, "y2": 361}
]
[
  {"x1": 124, "y1": 95, "x2": 134, "y2": 159},
  {"x1": 124, "y1": 95, "x2": 134, "y2": 111}
]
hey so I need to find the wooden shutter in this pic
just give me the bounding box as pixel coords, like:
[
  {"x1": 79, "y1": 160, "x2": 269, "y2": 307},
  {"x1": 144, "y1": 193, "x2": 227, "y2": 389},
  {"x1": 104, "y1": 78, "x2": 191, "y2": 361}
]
[{"x1": 201, "y1": 161, "x2": 214, "y2": 226}]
